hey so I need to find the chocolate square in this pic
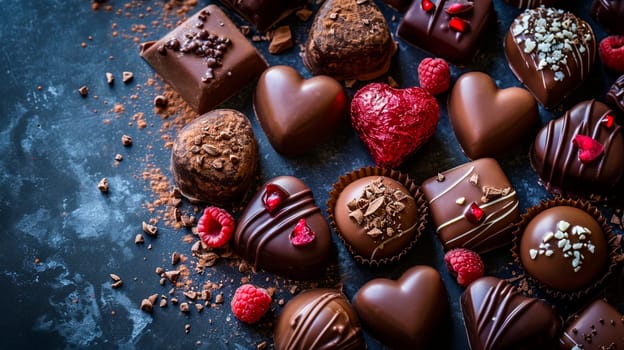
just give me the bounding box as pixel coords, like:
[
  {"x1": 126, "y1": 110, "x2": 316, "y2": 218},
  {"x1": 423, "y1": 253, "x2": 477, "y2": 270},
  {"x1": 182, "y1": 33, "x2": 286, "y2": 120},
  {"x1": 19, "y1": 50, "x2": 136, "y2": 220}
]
[
  {"x1": 218, "y1": 0, "x2": 306, "y2": 32},
  {"x1": 140, "y1": 5, "x2": 268, "y2": 114},
  {"x1": 421, "y1": 158, "x2": 520, "y2": 253},
  {"x1": 397, "y1": 0, "x2": 494, "y2": 64},
  {"x1": 560, "y1": 299, "x2": 624, "y2": 349}
]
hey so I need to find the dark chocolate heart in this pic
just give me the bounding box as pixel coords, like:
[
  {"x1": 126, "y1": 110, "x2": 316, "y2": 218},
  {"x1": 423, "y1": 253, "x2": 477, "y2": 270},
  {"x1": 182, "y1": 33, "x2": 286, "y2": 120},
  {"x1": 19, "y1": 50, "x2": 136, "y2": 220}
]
[
  {"x1": 254, "y1": 65, "x2": 347, "y2": 156},
  {"x1": 353, "y1": 266, "x2": 448, "y2": 348},
  {"x1": 448, "y1": 72, "x2": 538, "y2": 159},
  {"x1": 461, "y1": 277, "x2": 561, "y2": 349},
  {"x1": 504, "y1": 7, "x2": 596, "y2": 108},
  {"x1": 530, "y1": 99, "x2": 624, "y2": 196},
  {"x1": 233, "y1": 176, "x2": 332, "y2": 280}
]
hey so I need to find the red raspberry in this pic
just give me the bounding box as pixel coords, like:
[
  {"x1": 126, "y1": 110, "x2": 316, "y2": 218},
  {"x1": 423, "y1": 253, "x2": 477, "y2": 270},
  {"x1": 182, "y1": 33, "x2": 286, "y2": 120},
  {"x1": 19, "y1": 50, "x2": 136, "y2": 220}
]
[
  {"x1": 230, "y1": 284, "x2": 272, "y2": 323},
  {"x1": 444, "y1": 248, "x2": 484, "y2": 287},
  {"x1": 599, "y1": 35, "x2": 624, "y2": 73},
  {"x1": 196, "y1": 206, "x2": 235, "y2": 248},
  {"x1": 418, "y1": 57, "x2": 451, "y2": 95}
]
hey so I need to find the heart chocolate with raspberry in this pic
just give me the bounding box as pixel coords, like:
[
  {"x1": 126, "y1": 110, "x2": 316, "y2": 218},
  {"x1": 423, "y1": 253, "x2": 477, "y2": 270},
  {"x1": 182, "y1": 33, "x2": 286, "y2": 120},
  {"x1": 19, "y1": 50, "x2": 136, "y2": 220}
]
[
  {"x1": 233, "y1": 176, "x2": 332, "y2": 280},
  {"x1": 461, "y1": 277, "x2": 561, "y2": 349},
  {"x1": 350, "y1": 83, "x2": 439, "y2": 168},
  {"x1": 254, "y1": 65, "x2": 347, "y2": 156},
  {"x1": 353, "y1": 266, "x2": 448, "y2": 348},
  {"x1": 448, "y1": 72, "x2": 538, "y2": 159}
]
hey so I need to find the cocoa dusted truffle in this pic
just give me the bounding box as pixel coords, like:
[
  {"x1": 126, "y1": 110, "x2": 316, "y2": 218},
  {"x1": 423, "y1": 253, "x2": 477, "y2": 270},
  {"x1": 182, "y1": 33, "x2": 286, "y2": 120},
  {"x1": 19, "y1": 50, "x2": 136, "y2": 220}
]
[
  {"x1": 140, "y1": 5, "x2": 268, "y2": 114},
  {"x1": 421, "y1": 158, "x2": 520, "y2": 254},
  {"x1": 504, "y1": 7, "x2": 596, "y2": 108},
  {"x1": 530, "y1": 100, "x2": 624, "y2": 197},
  {"x1": 171, "y1": 109, "x2": 258, "y2": 205},
  {"x1": 519, "y1": 206, "x2": 608, "y2": 292},
  {"x1": 218, "y1": 0, "x2": 306, "y2": 32},
  {"x1": 303, "y1": 0, "x2": 397, "y2": 81},
  {"x1": 559, "y1": 299, "x2": 624, "y2": 349},
  {"x1": 274, "y1": 289, "x2": 365, "y2": 350},
  {"x1": 461, "y1": 277, "x2": 561, "y2": 350},
  {"x1": 233, "y1": 176, "x2": 332, "y2": 280},
  {"x1": 397, "y1": 0, "x2": 495, "y2": 64}
]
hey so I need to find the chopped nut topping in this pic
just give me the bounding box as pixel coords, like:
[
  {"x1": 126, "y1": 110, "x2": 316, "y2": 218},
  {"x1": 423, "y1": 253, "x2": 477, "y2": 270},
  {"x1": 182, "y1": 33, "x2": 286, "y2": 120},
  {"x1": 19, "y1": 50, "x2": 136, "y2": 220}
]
[{"x1": 98, "y1": 178, "x2": 109, "y2": 193}]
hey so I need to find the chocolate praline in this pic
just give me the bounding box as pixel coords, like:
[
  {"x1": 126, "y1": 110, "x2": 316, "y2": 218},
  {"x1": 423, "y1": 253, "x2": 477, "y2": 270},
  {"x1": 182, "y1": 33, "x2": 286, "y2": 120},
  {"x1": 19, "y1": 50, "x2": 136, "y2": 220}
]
[
  {"x1": 590, "y1": 0, "x2": 624, "y2": 35},
  {"x1": 170, "y1": 109, "x2": 258, "y2": 205},
  {"x1": 397, "y1": 0, "x2": 495, "y2": 65},
  {"x1": 606, "y1": 74, "x2": 624, "y2": 114},
  {"x1": 559, "y1": 299, "x2": 624, "y2": 349},
  {"x1": 421, "y1": 158, "x2": 520, "y2": 254},
  {"x1": 218, "y1": 0, "x2": 306, "y2": 32},
  {"x1": 334, "y1": 175, "x2": 420, "y2": 263},
  {"x1": 274, "y1": 289, "x2": 365, "y2": 350},
  {"x1": 233, "y1": 176, "x2": 332, "y2": 280},
  {"x1": 530, "y1": 99, "x2": 624, "y2": 197},
  {"x1": 140, "y1": 5, "x2": 268, "y2": 114},
  {"x1": 519, "y1": 206, "x2": 608, "y2": 292},
  {"x1": 504, "y1": 7, "x2": 596, "y2": 108},
  {"x1": 461, "y1": 276, "x2": 561, "y2": 350}
]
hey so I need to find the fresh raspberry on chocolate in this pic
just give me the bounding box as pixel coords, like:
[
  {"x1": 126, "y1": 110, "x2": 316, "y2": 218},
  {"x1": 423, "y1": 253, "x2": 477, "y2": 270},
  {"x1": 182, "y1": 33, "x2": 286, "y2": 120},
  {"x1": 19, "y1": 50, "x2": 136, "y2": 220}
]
[
  {"x1": 418, "y1": 58, "x2": 451, "y2": 95},
  {"x1": 444, "y1": 248, "x2": 485, "y2": 287},
  {"x1": 599, "y1": 35, "x2": 624, "y2": 73}
]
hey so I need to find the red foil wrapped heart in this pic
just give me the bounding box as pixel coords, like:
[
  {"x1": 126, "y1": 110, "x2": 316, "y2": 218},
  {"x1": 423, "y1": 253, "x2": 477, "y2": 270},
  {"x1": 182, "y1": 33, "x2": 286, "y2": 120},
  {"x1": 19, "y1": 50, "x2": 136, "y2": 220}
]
[{"x1": 350, "y1": 83, "x2": 440, "y2": 168}]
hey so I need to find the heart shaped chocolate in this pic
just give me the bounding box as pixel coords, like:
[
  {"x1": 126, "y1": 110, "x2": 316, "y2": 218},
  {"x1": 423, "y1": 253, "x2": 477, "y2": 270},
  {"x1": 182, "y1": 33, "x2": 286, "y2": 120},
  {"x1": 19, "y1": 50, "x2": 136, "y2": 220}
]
[
  {"x1": 351, "y1": 83, "x2": 440, "y2": 167},
  {"x1": 303, "y1": 0, "x2": 397, "y2": 80},
  {"x1": 353, "y1": 266, "x2": 448, "y2": 348},
  {"x1": 461, "y1": 277, "x2": 561, "y2": 349},
  {"x1": 504, "y1": 7, "x2": 596, "y2": 108},
  {"x1": 254, "y1": 65, "x2": 347, "y2": 156},
  {"x1": 530, "y1": 99, "x2": 624, "y2": 196},
  {"x1": 448, "y1": 72, "x2": 538, "y2": 159},
  {"x1": 233, "y1": 176, "x2": 333, "y2": 280}
]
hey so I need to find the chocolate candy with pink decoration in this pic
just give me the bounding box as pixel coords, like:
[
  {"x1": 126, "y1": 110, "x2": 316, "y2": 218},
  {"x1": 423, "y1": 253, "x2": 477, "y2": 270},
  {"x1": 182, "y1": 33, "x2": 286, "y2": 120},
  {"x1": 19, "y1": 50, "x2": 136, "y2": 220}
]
[
  {"x1": 530, "y1": 100, "x2": 624, "y2": 197},
  {"x1": 233, "y1": 176, "x2": 332, "y2": 280}
]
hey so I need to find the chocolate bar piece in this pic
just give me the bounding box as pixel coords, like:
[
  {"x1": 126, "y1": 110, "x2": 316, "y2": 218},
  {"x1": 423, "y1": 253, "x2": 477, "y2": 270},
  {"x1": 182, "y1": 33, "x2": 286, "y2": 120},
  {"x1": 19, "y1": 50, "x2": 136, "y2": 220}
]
[{"x1": 140, "y1": 5, "x2": 268, "y2": 114}]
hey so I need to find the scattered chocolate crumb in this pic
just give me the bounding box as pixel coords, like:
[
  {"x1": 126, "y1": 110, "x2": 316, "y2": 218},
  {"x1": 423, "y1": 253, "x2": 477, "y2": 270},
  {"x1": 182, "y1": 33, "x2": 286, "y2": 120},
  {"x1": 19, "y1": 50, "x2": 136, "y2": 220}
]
[
  {"x1": 289, "y1": 285, "x2": 299, "y2": 294},
  {"x1": 98, "y1": 178, "x2": 109, "y2": 193},
  {"x1": 78, "y1": 85, "x2": 89, "y2": 97},
  {"x1": 115, "y1": 153, "x2": 123, "y2": 161},
  {"x1": 155, "y1": 267, "x2": 164, "y2": 275},
  {"x1": 142, "y1": 221, "x2": 158, "y2": 236},
  {"x1": 34, "y1": 257, "x2": 40, "y2": 264},
  {"x1": 135, "y1": 234, "x2": 145, "y2": 244},
  {"x1": 180, "y1": 215, "x2": 194, "y2": 227},
  {"x1": 165, "y1": 270, "x2": 180, "y2": 283},
  {"x1": 160, "y1": 299, "x2": 168, "y2": 308},
  {"x1": 257, "y1": 341, "x2": 268, "y2": 350},
  {"x1": 111, "y1": 280, "x2": 123, "y2": 289},
  {"x1": 109, "y1": 273, "x2": 121, "y2": 282},
  {"x1": 121, "y1": 134, "x2": 132, "y2": 146},
  {"x1": 195, "y1": 303, "x2": 204, "y2": 312},
  {"x1": 179, "y1": 302, "x2": 190, "y2": 313},
  {"x1": 269, "y1": 25, "x2": 293, "y2": 54},
  {"x1": 106, "y1": 72, "x2": 114, "y2": 84},
  {"x1": 148, "y1": 294, "x2": 159, "y2": 305},
  {"x1": 239, "y1": 25, "x2": 251, "y2": 36},
  {"x1": 171, "y1": 252, "x2": 180, "y2": 265},
  {"x1": 122, "y1": 71, "x2": 134, "y2": 83},
  {"x1": 215, "y1": 293, "x2": 224, "y2": 304},
  {"x1": 153, "y1": 95, "x2": 168, "y2": 108},
  {"x1": 140, "y1": 299, "x2": 153, "y2": 312},
  {"x1": 81, "y1": 42, "x2": 87, "y2": 48},
  {"x1": 37, "y1": 85, "x2": 43, "y2": 91},
  {"x1": 184, "y1": 324, "x2": 191, "y2": 334},
  {"x1": 295, "y1": 8, "x2": 313, "y2": 21}
]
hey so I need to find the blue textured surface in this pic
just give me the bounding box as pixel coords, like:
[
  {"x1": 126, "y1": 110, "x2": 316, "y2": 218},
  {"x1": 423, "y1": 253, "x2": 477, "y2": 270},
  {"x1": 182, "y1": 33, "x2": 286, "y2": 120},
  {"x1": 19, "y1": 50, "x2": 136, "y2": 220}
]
[{"x1": 0, "y1": 0, "x2": 622, "y2": 349}]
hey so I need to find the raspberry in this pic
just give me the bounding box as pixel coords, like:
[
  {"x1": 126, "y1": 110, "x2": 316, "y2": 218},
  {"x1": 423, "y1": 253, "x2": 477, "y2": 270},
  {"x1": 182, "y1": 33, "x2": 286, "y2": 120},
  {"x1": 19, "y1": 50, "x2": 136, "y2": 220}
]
[
  {"x1": 418, "y1": 57, "x2": 451, "y2": 95},
  {"x1": 444, "y1": 248, "x2": 484, "y2": 287},
  {"x1": 230, "y1": 284, "x2": 272, "y2": 323},
  {"x1": 599, "y1": 35, "x2": 624, "y2": 73},
  {"x1": 196, "y1": 206, "x2": 235, "y2": 248}
]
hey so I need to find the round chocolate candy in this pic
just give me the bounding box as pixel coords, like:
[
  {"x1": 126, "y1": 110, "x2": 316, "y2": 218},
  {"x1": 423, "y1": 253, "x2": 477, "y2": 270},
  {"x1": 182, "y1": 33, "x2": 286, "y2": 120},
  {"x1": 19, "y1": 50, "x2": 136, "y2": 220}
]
[
  {"x1": 171, "y1": 109, "x2": 258, "y2": 205},
  {"x1": 334, "y1": 175, "x2": 420, "y2": 263},
  {"x1": 519, "y1": 206, "x2": 608, "y2": 292},
  {"x1": 274, "y1": 289, "x2": 365, "y2": 350}
]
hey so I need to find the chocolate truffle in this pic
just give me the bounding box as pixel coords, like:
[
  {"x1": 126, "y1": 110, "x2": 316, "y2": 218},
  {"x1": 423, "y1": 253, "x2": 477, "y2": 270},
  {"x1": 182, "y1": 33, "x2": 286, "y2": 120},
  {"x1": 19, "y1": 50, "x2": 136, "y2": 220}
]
[
  {"x1": 218, "y1": 0, "x2": 306, "y2": 32},
  {"x1": 606, "y1": 74, "x2": 624, "y2": 113},
  {"x1": 303, "y1": 0, "x2": 397, "y2": 81},
  {"x1": 140, "y1": 5, "x2": 268, "y2": 114},
  {"x1": 171, "y1": 109, "x2": 258, "y2": 205},
  {"x1": 397, "y1": 0, "x2": 495, "y2": 65},
  {"x1": 274, "y1": 289, "x2": 365, "y2": 350},
  {"x1": 353, "y1": 266, "x2": 448, "y2": 349},
  {"x1": 333, "y1": 175, "x2": 420, "y2": 263},
  {"x1": 504, "y1": 7, "x2": 596, "y2": 108},
  {"x1": 559, "y1": 299, "x2": 624, "y2": 349},
  {"x1": 519, "y1": 206, "x2": 608, "y2": 292},
  {"x1": 504, "y1": 0, "x2": 557, "y2": 8},
  {"x1": 253, "y1": 65, "x2": 347, "y2": 156},
  {"x1": 448, "y1": 72, "x2": 539, "y2": 159},
  {"x1": 233, "y1": 176, "x2": 332, "y2": 280},
  {"x1": 421, "y1": 158, "x2": 520, "y2": 254},
  {"x1": 590, "y1": 0, "x2": 624, "y2": 35},
  {"x1": 530, "y1": 99, "x2": 624, "y2": 197},
  {"x1": 461, "y1": 276, "x2": 561, "y2": 350}
]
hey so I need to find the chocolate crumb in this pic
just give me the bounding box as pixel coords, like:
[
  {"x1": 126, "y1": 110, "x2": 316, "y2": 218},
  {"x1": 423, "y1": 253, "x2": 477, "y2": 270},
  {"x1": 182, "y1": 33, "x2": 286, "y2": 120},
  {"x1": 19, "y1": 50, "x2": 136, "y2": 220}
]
[
  {"x1": 142, "y1": 221, "x2": 158, "y2": 236},
  {"x1": 98, "y1": 178, "x2": 109, "y2": 193},
  {"x1": 106, "y1": 72, "x2": 114, "y2": 85},
  {"x1": 114, "y1": 153, "x2": 123, "y2": 161},
  {"x1": 179, "y1": 302, "x2": 190, "y2": 313},
  {"x1": 257, "y1": 341, "x2": 268, "y2": 350},
  {"x1": 159, "y1": 299, "x2": 168, "y2": 308},
  {"x1": 148, "y1": 294, "x2": 159, "y2": 305},
  {"x1": 111, "y1": 280, "x2": 123, "y2": 289},
  {"x1": 184, "y1": 324, "x2": 191, "y2": 334},
  {"x1": 140, "y1": 299, "x2": 153, "y2": 312},
  {"x1": 135, "y1": 234, "x2": 144, "y2": 244},
  {"x1": 78, "y1": 85, "x2": 89, "y2": 97},
  {"x1": 215, "y1": 293, "x2": 224, "y2": 304},
  {"x1": 121, "y1": 134, "x2": 132, "y2": 146},
  {"x1": 268, "y1": 26, "x2": 293, "y2": 55},
  {"x1": 195, "y1": 303, "x2": 204, "y2": 312},
  {"x1": 109, "y1": 273, "x2": 121, "y2": 282},
  {"x1": 122, "y1": 71, "x2": 133, "y2": 83},
  {"x1": 171, "y1": 252, "x2": 180, "y2": 265},
  {"x1": 155, "y1": 267, "x2": 164, "y2": 275},
  {"x1": 239, "y1": 25, "x2": 251, "y2": 36},
  {"x1": 436, "y1": 173, "x2": 445, "y2": 182},
  {"x1": 153, "y1": 95, "x2": 168, "y2": 108}
]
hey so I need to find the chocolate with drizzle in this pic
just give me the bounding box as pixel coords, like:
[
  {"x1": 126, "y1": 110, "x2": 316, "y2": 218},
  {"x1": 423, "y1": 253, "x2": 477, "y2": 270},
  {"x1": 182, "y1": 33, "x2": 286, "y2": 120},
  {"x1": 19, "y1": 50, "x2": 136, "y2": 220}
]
[{"x1": 606, "y1": 74, "x2": 624, "y2": 114}]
